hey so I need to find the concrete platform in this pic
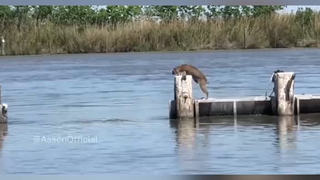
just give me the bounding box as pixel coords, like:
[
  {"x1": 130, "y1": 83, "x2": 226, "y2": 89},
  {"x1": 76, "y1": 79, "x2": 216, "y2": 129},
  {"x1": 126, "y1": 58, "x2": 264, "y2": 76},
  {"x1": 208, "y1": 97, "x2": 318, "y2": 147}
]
[
  {"x1": 169, "y1": 71, "x2": 320, "y2": 119},
  {"x1": 169, "y1": 94, "x2": 320, "y2": 119},
  {"x1": 195, "y1": 96, "x2": 272, "y2": 117},
  {"x1": 295, "y1": 94, "x2": 320, "y2": 114},
  {"x1": 169, "y1": 96, "x2": 272, "y2": 119}
]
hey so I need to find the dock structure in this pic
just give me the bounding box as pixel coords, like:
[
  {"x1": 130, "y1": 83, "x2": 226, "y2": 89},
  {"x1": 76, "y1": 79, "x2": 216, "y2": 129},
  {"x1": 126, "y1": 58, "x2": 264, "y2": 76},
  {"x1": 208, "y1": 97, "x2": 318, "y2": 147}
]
[
  {"x1": 169, "y1": 71, "x2": 320, "y2": 119},
  {"x1": 0, "y1": 84, "x2": 8, "y2": 124}
]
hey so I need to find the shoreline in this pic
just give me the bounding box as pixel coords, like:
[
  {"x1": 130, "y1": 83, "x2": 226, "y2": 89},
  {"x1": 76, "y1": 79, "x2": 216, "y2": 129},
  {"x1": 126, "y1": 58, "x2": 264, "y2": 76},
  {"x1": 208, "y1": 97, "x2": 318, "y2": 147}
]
[
  {"x1": 0, "y1": 47, "x2": 319, "y2": 58},
  {"x1": 0, "y1": 7, "x2": 319, "y2": 57}
]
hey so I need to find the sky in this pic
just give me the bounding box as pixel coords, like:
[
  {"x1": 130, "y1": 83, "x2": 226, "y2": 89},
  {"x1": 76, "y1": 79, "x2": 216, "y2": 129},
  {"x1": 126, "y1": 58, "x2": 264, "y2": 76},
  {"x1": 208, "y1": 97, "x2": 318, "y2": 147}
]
[
  {"x1": 96, "y1": 6, "x2": 320, "y2": 13},
  {"x1": 95, "y1": 5, "x2": 320, "y2": 15},
  {"x1": 280, "y1": 6, "x2": 320, "y2": 13}
]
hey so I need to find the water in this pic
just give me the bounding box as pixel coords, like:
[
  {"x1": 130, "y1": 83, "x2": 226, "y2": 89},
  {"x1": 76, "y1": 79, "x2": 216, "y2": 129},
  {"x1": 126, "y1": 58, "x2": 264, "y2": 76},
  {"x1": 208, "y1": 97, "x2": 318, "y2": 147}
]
[{"x1": 0, "y1": 49, "x2": 320, "y2": 174}]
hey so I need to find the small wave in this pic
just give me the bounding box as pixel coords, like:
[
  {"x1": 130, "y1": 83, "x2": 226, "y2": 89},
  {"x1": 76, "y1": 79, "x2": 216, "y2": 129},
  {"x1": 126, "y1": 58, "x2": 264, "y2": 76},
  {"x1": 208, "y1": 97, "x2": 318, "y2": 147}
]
[
  {"x1": 61, "y1": 118, "x2": 134, "y2": 125},
  {"x1": 7, "y1": 119, "x2": 41, "y2": 125}
]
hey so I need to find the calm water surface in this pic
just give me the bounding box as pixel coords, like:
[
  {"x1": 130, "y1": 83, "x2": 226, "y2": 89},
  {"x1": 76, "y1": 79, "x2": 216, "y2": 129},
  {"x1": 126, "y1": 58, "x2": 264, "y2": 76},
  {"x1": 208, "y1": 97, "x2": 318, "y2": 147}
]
[{"x1": 0, "y1": 49, "x2": 320, "y2": 174}]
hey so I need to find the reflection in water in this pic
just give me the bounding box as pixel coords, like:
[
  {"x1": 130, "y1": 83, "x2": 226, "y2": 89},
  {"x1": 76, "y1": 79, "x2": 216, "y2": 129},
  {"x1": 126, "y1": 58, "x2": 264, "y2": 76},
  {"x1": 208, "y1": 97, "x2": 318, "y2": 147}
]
[
  {"x1": 298, "y1": 113, "x2": 320, "y2": 127},
  {"x1": 198, "y1": 123, "x2": 211, "y2": 149},
  {"x1": 225, "y1": 176, "x2": 296, "y2": 180},
  {"x1": 234, "y1": 116, "x2": 238, "y2": 133},
  {"x1": 170, "y1": 118, "x2": 196, "y2": 150},
  {"x1": 199, "y1": 115, "x2": 299, "y2": 152},
  {"x1": 0, "y1": 124, "x2": 8, "y2": 152},
  {"x1": 170, "y1": 118, "x2": 199, "y2": 172},
  {"x1": 276, "y1": 116, "x2": 298, "y2": 151}
]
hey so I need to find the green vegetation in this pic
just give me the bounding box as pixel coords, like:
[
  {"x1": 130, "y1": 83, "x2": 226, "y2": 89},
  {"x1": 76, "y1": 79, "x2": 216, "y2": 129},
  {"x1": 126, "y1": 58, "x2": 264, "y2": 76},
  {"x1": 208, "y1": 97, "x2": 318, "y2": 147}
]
[{"x1": 0, "y1": 6, "x2": 319, "y2": 55}]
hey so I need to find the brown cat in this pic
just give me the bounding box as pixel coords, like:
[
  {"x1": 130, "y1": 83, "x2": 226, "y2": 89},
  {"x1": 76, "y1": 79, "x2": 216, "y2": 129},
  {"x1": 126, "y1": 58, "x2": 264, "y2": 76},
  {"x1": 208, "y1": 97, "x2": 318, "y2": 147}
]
[{"x1": 172, "y1": 64, "x2": 209, "y2": 99}]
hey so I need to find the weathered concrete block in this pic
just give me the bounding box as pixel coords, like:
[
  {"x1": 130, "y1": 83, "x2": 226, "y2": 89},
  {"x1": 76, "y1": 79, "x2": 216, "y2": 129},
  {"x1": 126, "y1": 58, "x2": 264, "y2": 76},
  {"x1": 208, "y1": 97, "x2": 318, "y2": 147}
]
[
  {"x1": 299, "y1": 98, "x2": 320, "y2": 114},
  {"x1": 0, "y1": 84, "x2": 7, "y2": 124},
  {"x1": 235, "y1": 100, "x2": 272, "y2": 115},
  {"x1": 199, "y1": 101, "x2": 233, "y2": 116},
  {"x1": 195, "y1": 97, "x2": 272, "y2": 117},
  {"x1": 174, "y1": 75, "x2": 194, "y2": 119},
  {"x1": 273, "y1": 72, "x2": 295, "y2": 116},
  {"x1": 0, "y1": 104, "x2": 7, "y2": 124}
]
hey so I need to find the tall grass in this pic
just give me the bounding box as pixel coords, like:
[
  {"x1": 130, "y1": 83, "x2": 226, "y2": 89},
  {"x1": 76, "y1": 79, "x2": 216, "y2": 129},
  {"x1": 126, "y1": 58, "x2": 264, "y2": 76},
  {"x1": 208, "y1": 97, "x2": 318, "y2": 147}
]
[{"x1": 2, "y1": 13, "x2": 320, "y2": 55}]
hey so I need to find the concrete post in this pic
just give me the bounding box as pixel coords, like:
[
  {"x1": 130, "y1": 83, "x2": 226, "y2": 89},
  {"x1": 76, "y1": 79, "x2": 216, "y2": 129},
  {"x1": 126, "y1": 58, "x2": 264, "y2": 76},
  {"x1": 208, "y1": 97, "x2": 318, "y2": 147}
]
[
  {"x1": 174, "y1": 74, "x2": 194, "y2": 119},
  {"x1": 273, "y1": 72, "x2": 295, "y2": 116}
]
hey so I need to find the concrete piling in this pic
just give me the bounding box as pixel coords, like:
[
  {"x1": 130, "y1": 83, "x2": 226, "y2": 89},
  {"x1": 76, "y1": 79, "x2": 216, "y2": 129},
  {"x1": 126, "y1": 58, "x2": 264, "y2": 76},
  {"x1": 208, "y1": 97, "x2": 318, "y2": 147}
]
[
  {"x1": 272, "y1": 72, "x2": 295, "y2": 116},
  {"x1": 174, "y1": 74, "x2": 194, "y2": 119},
  {"x1": 0, "y1": 85, "x2": 8, "y2": 124}
]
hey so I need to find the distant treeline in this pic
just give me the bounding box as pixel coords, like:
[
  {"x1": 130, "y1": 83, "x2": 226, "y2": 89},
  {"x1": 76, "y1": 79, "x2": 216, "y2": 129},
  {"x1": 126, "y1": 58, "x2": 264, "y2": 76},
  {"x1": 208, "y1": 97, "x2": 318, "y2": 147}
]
[
  {"x1": 0, "y1": 6, "x2": 288, "y2": 26},
  {"x1": 0, "y1": 6, "x2": 319, "y2": 55}
]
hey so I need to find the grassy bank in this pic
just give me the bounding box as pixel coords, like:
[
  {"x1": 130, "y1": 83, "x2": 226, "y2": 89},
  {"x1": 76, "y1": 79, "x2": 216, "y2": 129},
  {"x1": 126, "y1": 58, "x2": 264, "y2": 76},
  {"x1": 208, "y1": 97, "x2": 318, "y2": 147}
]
[{"x1": 2, "y1": 13, "x2": 320, "y2": 55}]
